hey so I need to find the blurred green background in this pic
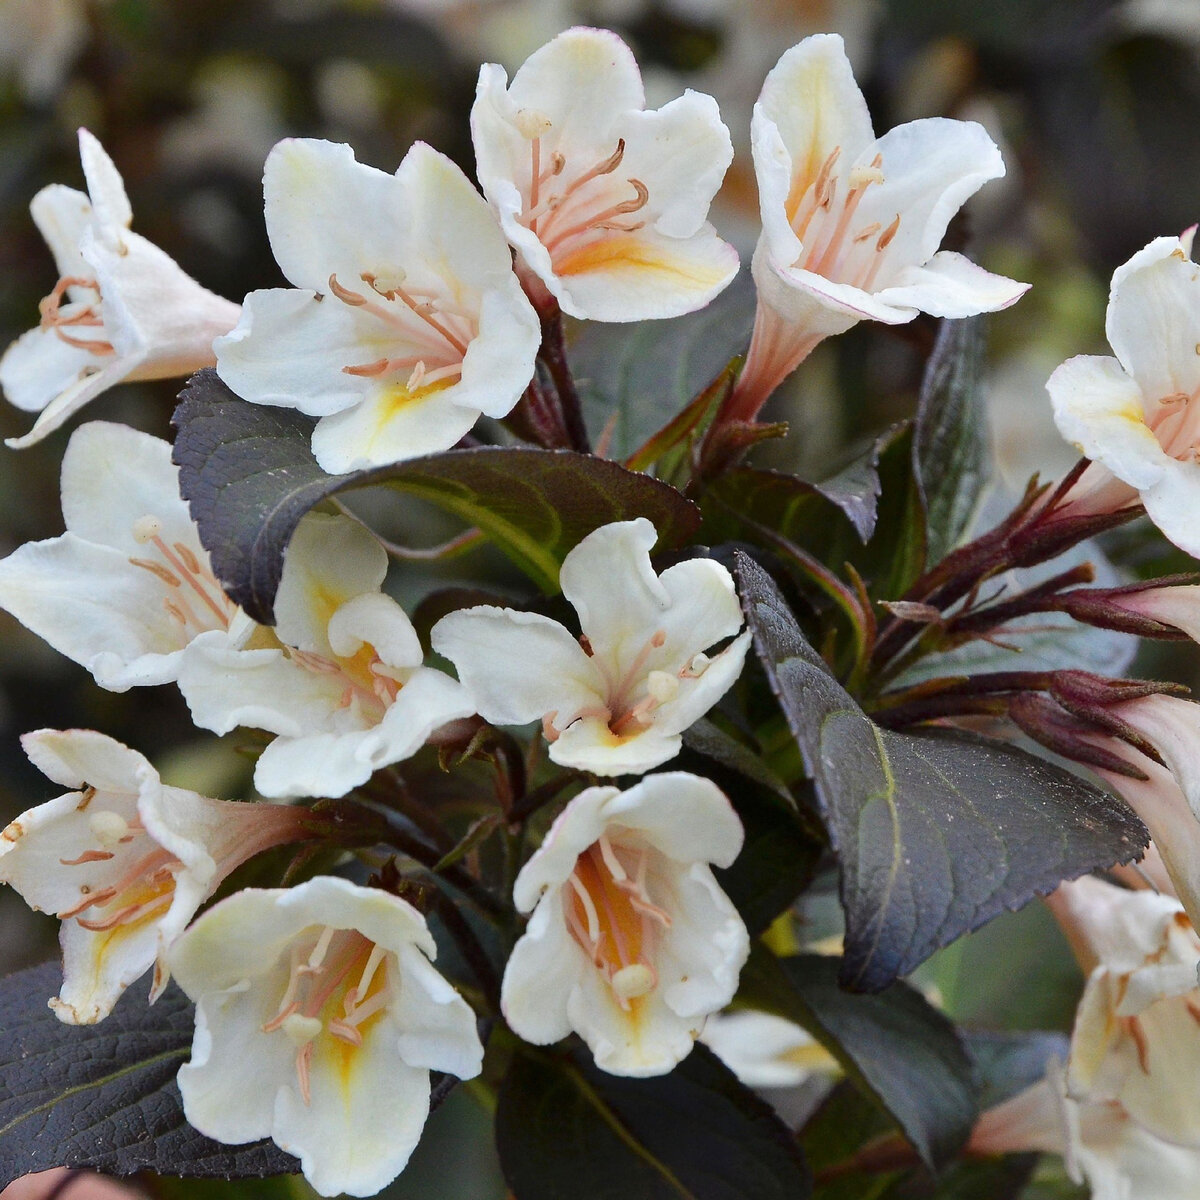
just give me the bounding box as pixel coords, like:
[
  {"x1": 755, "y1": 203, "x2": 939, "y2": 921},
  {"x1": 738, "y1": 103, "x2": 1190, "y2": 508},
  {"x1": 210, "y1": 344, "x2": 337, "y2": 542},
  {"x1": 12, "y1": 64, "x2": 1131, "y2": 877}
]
[{"x1": 1, "y1": 0, "x2": 1198, "y2": 1195}]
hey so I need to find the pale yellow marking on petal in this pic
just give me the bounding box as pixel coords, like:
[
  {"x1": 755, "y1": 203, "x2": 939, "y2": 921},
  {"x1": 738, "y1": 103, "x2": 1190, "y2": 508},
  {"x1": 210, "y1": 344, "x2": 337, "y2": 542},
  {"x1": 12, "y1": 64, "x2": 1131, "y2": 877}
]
[
  {"x1": 363, "y1": 376, "x2": 456, "y2": 455},
  {"x1": 554, "y1": 235, "x2": 727, "y2": 292}
]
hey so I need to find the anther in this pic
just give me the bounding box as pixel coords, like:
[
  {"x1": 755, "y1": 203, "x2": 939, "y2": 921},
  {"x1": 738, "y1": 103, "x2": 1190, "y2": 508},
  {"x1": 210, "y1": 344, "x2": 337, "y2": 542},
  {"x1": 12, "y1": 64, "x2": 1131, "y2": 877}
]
[
  {"x1": 611, "y1": 963, "x2": 656, "y2": 1001},
  {"x1": 877, "y1": 214, "x2": 901, "y2": 251},
  {"x1": 328, "y1": 274, "x2": 367, "y2": 305},
  {"x1": 89, "y1": 811, "x2": 131, "y2": 848},
  {"x1": 132, "y1": 515, "x2": 163, "y2": 544},
  {"x1": 646, "y1": 671, "x2": 679, "y2": 704},
  {"x1": 515, "y1": 109, "x2": 553, "y2": 139},
  {"x1": 280, "y1": 1013, "x2": 323, "y2": 1047}
]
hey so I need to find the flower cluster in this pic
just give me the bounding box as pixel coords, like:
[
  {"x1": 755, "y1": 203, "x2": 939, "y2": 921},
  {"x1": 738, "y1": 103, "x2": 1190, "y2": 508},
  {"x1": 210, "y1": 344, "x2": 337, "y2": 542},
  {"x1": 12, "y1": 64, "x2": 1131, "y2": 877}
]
[{"x1": 5, "y1": 15, "x2": 1200, "y2": 1200}]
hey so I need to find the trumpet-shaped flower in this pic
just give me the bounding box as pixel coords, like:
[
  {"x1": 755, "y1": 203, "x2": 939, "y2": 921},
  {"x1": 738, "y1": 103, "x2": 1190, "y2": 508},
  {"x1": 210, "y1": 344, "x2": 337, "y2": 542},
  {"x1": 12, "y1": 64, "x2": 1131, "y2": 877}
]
[
  {"x1": 700, "y1": 1009, "x2": 839, "y2": 1089},
  {"x1": 178, "y1": 512, "x2": 474, "y2": 798},
  {"x1": 728, "y1": 34, "x2": 1027, "y2": 422},
  {"x1": 214, "y1": 138, "x2": 540, "y2": 473},
  {"x1": 1048, "y1": 875, "x2": 1200, "y2": 1148},
  {"x1": 969, "y1": 1071, "x2": 1200, "y2": 1200},
  {"x1": 1048, "y1": 232, "x2": 1200, "y2": 557},
  {"x1": 470, "y1": 26, "x2": 739, "y2": 322},
  {"x1": 0, "y1": 129, "x2": 240, "y2": 448},
  {"x1": 0, "y1": 729, "x2": 309, "y2": 1024},
  {"x1": 170, "y1": 876, "x2": 483, "y2": 1198},
  {"x1": 0, "y1": 421, "x2": 253, "y2": 690},
  {"x1": 501, "y1": 773, "x2": 748, "y2": 1077},
  {"x1": 431, "y1": 518, "x2": 751, "y2": 775}
]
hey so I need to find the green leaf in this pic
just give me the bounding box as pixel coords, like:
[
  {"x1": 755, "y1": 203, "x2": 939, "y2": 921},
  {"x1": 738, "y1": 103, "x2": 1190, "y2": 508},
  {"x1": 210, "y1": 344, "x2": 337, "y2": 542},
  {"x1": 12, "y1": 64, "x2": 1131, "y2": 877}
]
[
  {"x1": 495, "y1": 1043, "x2": 811, "y2": 1200},
  {"x1": 570, "y1": 273, "x2": 756, "y2": 461},
  {"x1": 740, "y1": 949, "x2": 976, "y2": 1172},
  {"x1": 914, "y1": 317, "x2": 988, "y2": 563},
  {"x1": 735, "y1": 554, "x2": 1149, "y2": 991},
  {"x1": 172, "y1": 370, "x2": 700, "y2": 623},
  {"x1": 0, "y1": 961, "x2": 298, "y2": 1185}
]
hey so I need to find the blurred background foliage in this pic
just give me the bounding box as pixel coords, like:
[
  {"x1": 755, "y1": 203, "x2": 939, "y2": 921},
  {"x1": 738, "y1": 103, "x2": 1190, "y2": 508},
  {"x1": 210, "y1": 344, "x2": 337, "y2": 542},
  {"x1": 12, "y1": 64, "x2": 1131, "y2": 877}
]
[{"x1": 1, "y1": 0, "x2": 1198, "y2": 1196}]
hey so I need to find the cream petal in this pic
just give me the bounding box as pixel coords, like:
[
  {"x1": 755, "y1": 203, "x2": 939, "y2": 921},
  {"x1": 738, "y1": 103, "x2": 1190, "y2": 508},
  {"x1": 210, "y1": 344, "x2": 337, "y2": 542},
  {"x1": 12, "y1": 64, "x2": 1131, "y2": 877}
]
[
  {"x1": 501, "y1": 26, "x2": 644, "y2": 141},
  {"x1": 615, "y1": 89, "x2": 733, "y2": 241},
  {"x1": 500, "y1": 894, "x2": 582, "y2": 1045},
  {"x1": 55, "y1": 910, "x2": 162, "y2": 1024},
  {"x1": 1047, "y1": 354, "x2": 1166, "y2": 489},
  {"x1": 28, "y1": 182, "x2": 92, "y2": 280},
  {"x1": 1140, "y1": 456, "x2": 1200, "y2": 559},
  {"x1": 273, "y1": 513, "x2": 387, "y2": 654},
  {"x1": 0, "y1": 320, "x2": 106, "y2": 414},
  {"x1": 754, "y1": 35, "x2": 874, "y2": 220},
  {"x1": 3, "y1": 352, "x2": 137, "y2": 449},
  {"x1": 550, "y1": 222, "x2": 739, "y2": 323},
  {"x1": 653, "y1": 631, "x2": 753, "y2": 738},
  {"x1": 431, "y1": 606, "x2": 603, "y2": 727},
  {"x1": 875, "y1": 251, "x2": 1029, "y2": 319},
  {"x1": 390, "y1": 942, "x2": 485, "y2": 1079},
  {"x1": 84, "y1": 227, "x2": 239, "y2": 368},
  {"x1": 77, "y1": 128, "x2": 132, "y2": 237},
  {"x1": 262, "y1": 138, "x2": 416, "y2": 293},
  {"x1": 1119, "y1": 696, "x2": 1200, "y2": 820},
  {"x1": 326, "y1": 592, "x2": 423, "y2": 668},
  {"x1": 852, "y1": 118, "x2": 1005, "y2": 274},
  {"x1": 559, "y1": 518, "x2": 665, "y2": 666},
  {"x1": 275, "y1": 1039, "x2": 430, "y2": 1198},
  {"x1": 214, "y1": 288, "x2": 370, "y2": 418},
  {"x1": 702, "y1": 1011, "x2": 834, "y2": 1089},
  {"x1": 19, "y1": 727, "x2": 149, "y2": 793},
  {"x1": 510, "y1": 786, "x2": 619, "y2": 911},
  {"x1": 308, "y1": 378, "x2": 482, "y2": 473},
  {"x1": 456, "y1": 284, "x2": 540, "y2": 421},
  {"x1": 0, "y1": 534, "x2": 206, "y2": 690},
  {"x1": 549, "y1": 717, "x2": 683, "y2": 775},
  {"x1": 58, "y1": 422, "x2": 198, "y2": 555},
  {"x1": 652, "y1": 559, "x2": 745, "y2": 664},
  {"x1": 1107, "y1": 235, "x2": 1200, "y2": 404},
  {"x1": 177, "y1": 975, "x2": 294, "y2": 1145},
  {"x1": 601, "y1": 773, "x2": 743, "y2": 868}
]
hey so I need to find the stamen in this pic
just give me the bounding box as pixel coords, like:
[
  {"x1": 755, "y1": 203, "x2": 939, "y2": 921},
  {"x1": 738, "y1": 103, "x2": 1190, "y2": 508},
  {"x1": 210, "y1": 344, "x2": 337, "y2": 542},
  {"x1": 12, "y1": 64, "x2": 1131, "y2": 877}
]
[
  {"x1": 542, "y1": 712, "x2": 561, "y2": 743},
  {"x1": 130, "y1": 557, "x2": 182, "y2": 587},
  {"x1": 58, "y1": 887, "x2": 117, "y2": 919},
  {"x1": 343, "y1": 358, "x2": 390, "y2": 378},
  {"x1": 877, "y1": 214, "x2": 901, "y2": 250},
  {"x1": 568, "y1": 873, "x2": 602, "y2": 944},
  {"x1": 59, "y1": 848, "x2": 115, "y2": 865},
  {"x1": 307, "y1": 926, "x2": 336, "y2": 971},
  {"x1": 89, "y1": 811, "x2": 131, "y2": 847},
  {"x1": 611, "y1": 963, "x2": 656, "y2": 1001},
  {"x1": 132, "y1": 516, "x2": 162, "y2": 545},
  {"x1": 329, "y1": 274, "x2": 368, "y2": 305},
  {"x1": 597, "y1": 834, "x2": 628, "y2": 883}
]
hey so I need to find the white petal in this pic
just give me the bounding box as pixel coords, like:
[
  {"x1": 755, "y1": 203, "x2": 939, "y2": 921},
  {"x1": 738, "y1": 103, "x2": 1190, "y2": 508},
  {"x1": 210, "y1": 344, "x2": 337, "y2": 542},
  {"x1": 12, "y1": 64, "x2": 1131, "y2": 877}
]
[
  {"x1": 326, "y1": 591, "x2": 423, "y2": 668},
  {"x1": 549, "y1": 717, "x2": 684, "y2": 775},
  {"x1": 54, "y1": 907, "x2": 161, "y2": 1024},
  {"x1": 1106, "y1": 235, "x2": 1200, "y2": 403},
  {"x1": 618, "y1": 89, "x2": 733, "y2": 241},
  {"x1": 308, "y1": 378, "x2": 482, "y2": 473},
  {"x1": 28, "y1": 183, "x2": 92, "y2": 279},
  {"x1": 77, "y1": 129, "x2": 132, "y2": 236},
  {"x1": 550, "y1": 223, "x2": 739, "y2": 323},
  {"x1": 390, "y1": 941, "x2": 484, "y2": 1079},
  {"x1": 652, "y1": 558, "x2": 745, "y2": 670},
  {"x1": 875, "y1": 251, "x2": 1029, "y2": 318},
  {"x1": 456, "y1": 283, "x2": 541, "y2": 421},
  {"x1": 0, "y1": 534, "x2": 205, "y2": 690},
  {"x1": 1047, "y1": 354, "x2": 1166, "y2": 489},
  {"x1": 852, "y1": 118, "x2": 1005, "y2": 274},
  {"x1": 652, "y1": 630, "x2": 753, "y2": 737},
  {"x1": 559, "y1": 518, "x2": 665, "y2": 665},
  {"x1": 58, "y1": 422, "x2": 197, "y2": 555},
  {"x1": 262, "y1": 138, "x2": 414, "y2": 292},
  {"x1": 759, "y1": 250, "x2": 916, "y2": 329},
  {"x1": 19, "y1": 727, "x2": 148, "y2": 793},
  {"x1": 501, "y1": 27, "x2": 644, "y2": 141},
  {"x1": 273, "y1": 513, "x2": 387, "y2": 653},
  {"x1": 0, "y1": 319, "x2": 106, "y2": 414},
  {"x1": 1141, "y1": 455, "x2": 1200, "y2": 558},
  {"x1": 500, "y1": 894, "x2": 582, "y2": 1044},
  {"x1": 431, "y1": 606, "x2": 603, "y2": 727},
  {"x1": 84, "y1": 227, "x2": 239, "y2": 369},
  {"x1": 603, "y1": 772, "x2": 744, "y2": 868},
  {"x1": 754, "y1": 36, "x2": 874, "y2": 231},
  {"x1": 214, "y1": 288, "x2": 370, "y2": 417}
]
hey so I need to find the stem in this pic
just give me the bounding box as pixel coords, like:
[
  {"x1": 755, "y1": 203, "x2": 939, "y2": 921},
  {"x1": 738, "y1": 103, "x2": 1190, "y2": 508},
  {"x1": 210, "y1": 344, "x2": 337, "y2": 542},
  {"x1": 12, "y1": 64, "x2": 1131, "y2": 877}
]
[
  {"x1": 538, "y1": 303, "x2": 592, "y2": 454},
  {"x1": 433, "y1": 891, "x2": 502, "y2": 1010}
]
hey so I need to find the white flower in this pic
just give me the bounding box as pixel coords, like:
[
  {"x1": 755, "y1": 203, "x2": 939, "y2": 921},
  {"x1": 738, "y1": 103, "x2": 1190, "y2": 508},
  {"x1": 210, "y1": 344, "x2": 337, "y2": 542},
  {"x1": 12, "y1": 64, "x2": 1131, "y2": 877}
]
[
  {"x1": 969, "y1": 1072, "x2": 1200, "y2": 1200},
  {"x1": 170, "y1": 876, "x2": 483, "y2": 1198},
  {"x1": 501, "y1": 773, "x2": 748, "y2": 1077},
  {"x1": 0, "y1": 421, "x2": 252, "y2": 691},
  {"x1": 1047, "y1": 232, "x2": 1200, "y2": 557},
  {"x1": 728, "y1": 34, "x2": 1027, "y2": 421},
  {"x1": 214, "y1": 137, "x2": 540, "y2": 474},
  {"x1": 178, "y1": 511, "x2": 474, "y2": 799},
  {"x1": 0, "y1": 129, "x2": 240, "y2": 448},
  {"x1": 431, "y1": 517, "x2": 751, "y2": 775},
  {"x1": 0, "y1": 729, "x2": 309, "y2": 1024},
  {"x1": 470, "y1": 26, "x2": 739, "y2": 322},
  {"x1": 700, "y1": 1009, "x2": 839, "y2": 1089},
  {"x1": 1048, "y1": 875, "x2": 1200, "y2": 1148}
]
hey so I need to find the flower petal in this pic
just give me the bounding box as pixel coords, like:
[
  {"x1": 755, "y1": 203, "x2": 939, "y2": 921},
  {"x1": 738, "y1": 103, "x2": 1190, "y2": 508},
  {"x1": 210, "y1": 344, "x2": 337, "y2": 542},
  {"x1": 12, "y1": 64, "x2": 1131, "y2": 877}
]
[
  {"x1": 28, "y1": 183, "x2": 92, "y2": 280},
  {"x1": 431, "y1": 606, "x2": 602, "y2": 727},
  {"x1": 77, "y1": 128, "x2": 132, "y2": 238},
  {"x1": 500, "y1": 893, "x2": 580, "y2": 1045},
  {"x1": 1106, "y1": 234, "x2": 1200, "y2": 404},
  {"x1": 875, "y1": 250, "x2": 1030, "y2": 319},
  {"x1": 1047, "y1": 354, "x2": 1166, "y2": 490}
]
